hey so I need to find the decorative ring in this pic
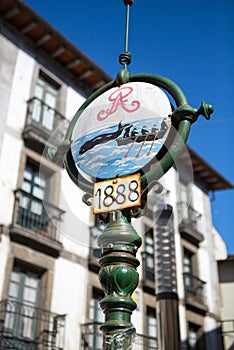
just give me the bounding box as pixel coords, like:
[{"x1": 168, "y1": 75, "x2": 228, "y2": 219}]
[{"x1": 119, "y1": 52, "x2": 132, "y2": 66}]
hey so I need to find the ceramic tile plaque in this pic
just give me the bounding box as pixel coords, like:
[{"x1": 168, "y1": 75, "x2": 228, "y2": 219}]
[{"x1": 71, "y1": 82, "x2": 172, "y2": 181}]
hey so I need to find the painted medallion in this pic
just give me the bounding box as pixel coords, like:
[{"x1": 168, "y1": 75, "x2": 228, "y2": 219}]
[{"x1": 71, "y1": 82, "x2": 172, "y2": 180}]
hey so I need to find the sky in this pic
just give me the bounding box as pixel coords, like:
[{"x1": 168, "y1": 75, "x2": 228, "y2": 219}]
[{"x1": 23, "y1": 0, "x2": 234, "y2": 253}]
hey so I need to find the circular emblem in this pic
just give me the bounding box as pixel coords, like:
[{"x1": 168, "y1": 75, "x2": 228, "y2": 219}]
[{"x1": 71, "y1": 82, "x2": 172, "y2": 181}]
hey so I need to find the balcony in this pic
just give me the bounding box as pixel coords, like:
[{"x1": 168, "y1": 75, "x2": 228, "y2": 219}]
[
  {"x1": 23, "y1": 97, "x2": 69, "y2": 153},
  {"x1": 141, "y1": 252, "x2": 155, "y2": 294},
  {"x1": 0, "y1": 299, "x2": 66, "y2": 350},
  {"x1": 88, "y1": 227, "x2": 102, "y2": 273},
  {"x1": 81, "y1": 322, "x2": 157, "y2": 349},
  {"x1": 183, "y1": 273, "x2": 208, "y2": 314},
  {"x1": 11, "y1": 189, "x2": 64, "y2": 257},
  {"x1": 178, "y1": 202, "x2": 204, "y2": 246}
]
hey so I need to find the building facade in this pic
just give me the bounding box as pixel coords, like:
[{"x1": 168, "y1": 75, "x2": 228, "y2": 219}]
[{"x1": 0, "y1": 1, "x2": 233, "y2": 349}]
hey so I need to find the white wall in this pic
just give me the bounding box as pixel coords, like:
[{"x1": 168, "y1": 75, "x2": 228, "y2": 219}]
[
  {"x1": 0, "y1": 48, "x2": 35, "y2": 225},
  {"x1": 51, "y1": 257, "x2": 88, "y2": 350},
  {"x1": 59, "y1": 171, "x2": 91, "y2": 258},
  {"x1": 0, "y1": 234, "x2": 11, "y2": 298},
  {"x1": 65, "y1": 86, "x2": 85, "y2": 121}
]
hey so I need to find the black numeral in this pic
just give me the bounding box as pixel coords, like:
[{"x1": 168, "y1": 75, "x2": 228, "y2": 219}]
[
  {"x1": 128, "y1": 180, "x2": 139, "y2": 202},
  {"x1": 95, "y1": 179, "x2": 140, "y2": 210}
]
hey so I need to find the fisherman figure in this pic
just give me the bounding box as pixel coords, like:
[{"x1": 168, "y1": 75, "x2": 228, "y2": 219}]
[
  {"x1": 141, "y1": 126, "x2": 149, "y2": 135},
  {"x1": 131, "y1": 128, "x2": 139, "y2": 137},
  {"x1": 160, "y1": 118, "x2": 168, "y2": 131},
  {"x1": 123, "y1": 124, "x2": 132, "y2": 138},
  {"x1": 151, "y1": 124, "x2": 158, "y2": 134}
]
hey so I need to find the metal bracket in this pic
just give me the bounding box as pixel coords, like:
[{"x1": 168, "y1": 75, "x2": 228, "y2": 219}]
[{"x1": 172, "y1": 101, "x2": 214, "y2": 124}]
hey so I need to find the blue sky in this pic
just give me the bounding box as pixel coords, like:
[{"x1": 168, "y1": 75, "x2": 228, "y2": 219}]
[{"x1": 24, "y1": 0, "x2": 234, "y2": 253}]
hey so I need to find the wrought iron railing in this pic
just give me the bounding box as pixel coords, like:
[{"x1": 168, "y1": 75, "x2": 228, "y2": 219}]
[
  {"x1": 24, "y1": 97, "x2": 69, "y2": 143},
  {"x1": 0, "y1": 299, "x2": 66, "y2": 350},
  {"x1": 12, "y1": 189, "x2": 65, "y2": 243},
  {"x1": 81, "y1": 322, "x2": 157, "y2": 349},
  {"x1": 183, "y1": 273, "x2": 206, "y2": 305},
  {"x1": 178, "y1": 202, "x2": 202, "y2": 233}
]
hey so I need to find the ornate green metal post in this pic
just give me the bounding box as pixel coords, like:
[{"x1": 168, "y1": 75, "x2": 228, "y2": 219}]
[
  {"x1": 48, "y1": 1, "x2": 214, "y2": 349},
  {"x1": 97, "y1": 210, "x2": 142, "y2": 348}
]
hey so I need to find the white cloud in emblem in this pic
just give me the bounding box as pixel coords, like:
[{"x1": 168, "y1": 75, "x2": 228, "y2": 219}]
[
  {"x1": 89, "y1": 162, "x2": 105, "y2": 170},
  {"x1": 110, "y1": 148, "x2": 124, "y2": 156},
  {"x1": 86, "y1": 154, "x2": 106, "y2": 165}
]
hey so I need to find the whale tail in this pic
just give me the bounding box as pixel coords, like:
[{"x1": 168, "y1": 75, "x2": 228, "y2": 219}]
[{"x1": 118, "y1": 121, "x2": 123, "y2": 130}]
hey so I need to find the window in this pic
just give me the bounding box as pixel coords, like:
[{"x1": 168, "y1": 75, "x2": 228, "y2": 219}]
[
  {"x1": 88, "y1": 288, "x2": 104, "y2": 350},
  {"x1": 5, "y1": 265, "x2": 41, "y2": 340},
  {"x1": 18, "y1": 159, "x2": 51, "y2": 231},
  {"x1": 89, "y1": 288, "x2": 104, "y2": 324},
  {"x1": 32, "y1": 74, "x2": 59, "y2": 132},
  {"x1": 145, "y1": 225, "x2": 155, "y2": 281},
  {"x1": 183, "y1": 249, "x2": 194, "y2": 291},
  {"x1": 146, "y1": 307, "x2": 157, "y2": 340},
  {"x1": 21, "y1": 159, "x2": 50, "y2": 199}
]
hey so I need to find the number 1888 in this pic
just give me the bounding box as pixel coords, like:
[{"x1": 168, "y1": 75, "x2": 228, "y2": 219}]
[{"x1": 93, "y1": 174, "x2": 141, "y2": 214}]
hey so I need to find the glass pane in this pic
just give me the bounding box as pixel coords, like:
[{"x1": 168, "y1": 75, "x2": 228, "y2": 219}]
[
  {"x1": 146, "y1": 257, "x2": 154, "y2": 269},
  {"x1": 89, "y1": 299, "x2": 95, "y2": 320},
  {"x1": 31, "y1": 201, "x2": 43, "y2": 215},
  {"x1": 23, "y1": 286, "x2": 37, "y2": 304},
  {"x1": 147, "y1": 313, "x2": 157, "y2": 338},
  {"x1": 45, "y1": 91, "x2": 56, "y2": 108},
  {"x1": 19, "y1": 196, "x2": 30, "y2": 209},
  {"x1": 96, "y1": 303, "x2": 104, "y2": 323},
  {"x1": 21, "y1": 181, "x2": 31, "y2": 194},
  {"x1": 32, "y1": 186, "x2": 44, "y2": 200},
  {"x1": 89, "y1": 298, "x2": 104, "y2": 323},
  {"x1": 8, "y1": 282, "x2": 19, "y2": 299},
  {"x1": 34, "y1": 83, "x2": 44, "y2": 99},
  {"x1": 11, "y1": 271, "x2": 21, "y2": 282},
  {"x1": 23, "y1": 169, "x2": 32, "y2": 181},
  {"x1": 20, "y1": 310, "x2": 35, "y2": 339},
  {"x1": 32, "y1": 99, "x2": 42, "y2": 123},
  {"x1": 4, "y1": 304, "x2": 16, "y2": 331},
  {"x1": 188, "y1": 328, "x2": 197, "y2": 348},
  {"x1": 25, "y1": 275, "x2": 39, "y2": 288},
  {"x1": 47, "y1": 84, "x2": 58, "y2": 96},
  {"x1": 34, "y1": 175, "x2": 46, "y2": 188},
  {"x1": 42, "y1": 107, "x2": 55, "y2": 131},
  {"x1": 146, "y1": 235, "x2": 153, "y2": 245},
  {"x1": 146, "y1": 246, "x2": 154, "y2": 254}
]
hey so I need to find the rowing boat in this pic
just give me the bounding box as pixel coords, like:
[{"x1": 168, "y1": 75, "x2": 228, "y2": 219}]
[{"x1": 116, "y1": 129, "x2": 167, "y2": 146}]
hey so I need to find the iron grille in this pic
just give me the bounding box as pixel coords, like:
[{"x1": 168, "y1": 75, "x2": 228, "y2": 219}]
[
  {"x1": 0, "y1": 299, "x2": 66, "y2": 350},
  {"x1": 183, "y1": 273, "x2": 206, "y2": 305},
  {"x1": 25, "y1": 97, "x2": 69, "y2": 142},
  {"x1": 13, "y1": 189, "x2": 65, "y2": 243}
]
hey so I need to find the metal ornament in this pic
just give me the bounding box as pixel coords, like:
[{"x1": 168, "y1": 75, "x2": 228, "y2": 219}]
[{"x1": 48, "y1": 1, "x2": 214, "y2": 349}]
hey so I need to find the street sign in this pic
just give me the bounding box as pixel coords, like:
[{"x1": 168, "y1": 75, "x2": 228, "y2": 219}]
[
  {"x1": 71, "y1": 82, "x2": 172, "y2": 181},
  {"x1": 93, "y1": 174, "x2": 141, "y2": 214}
]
